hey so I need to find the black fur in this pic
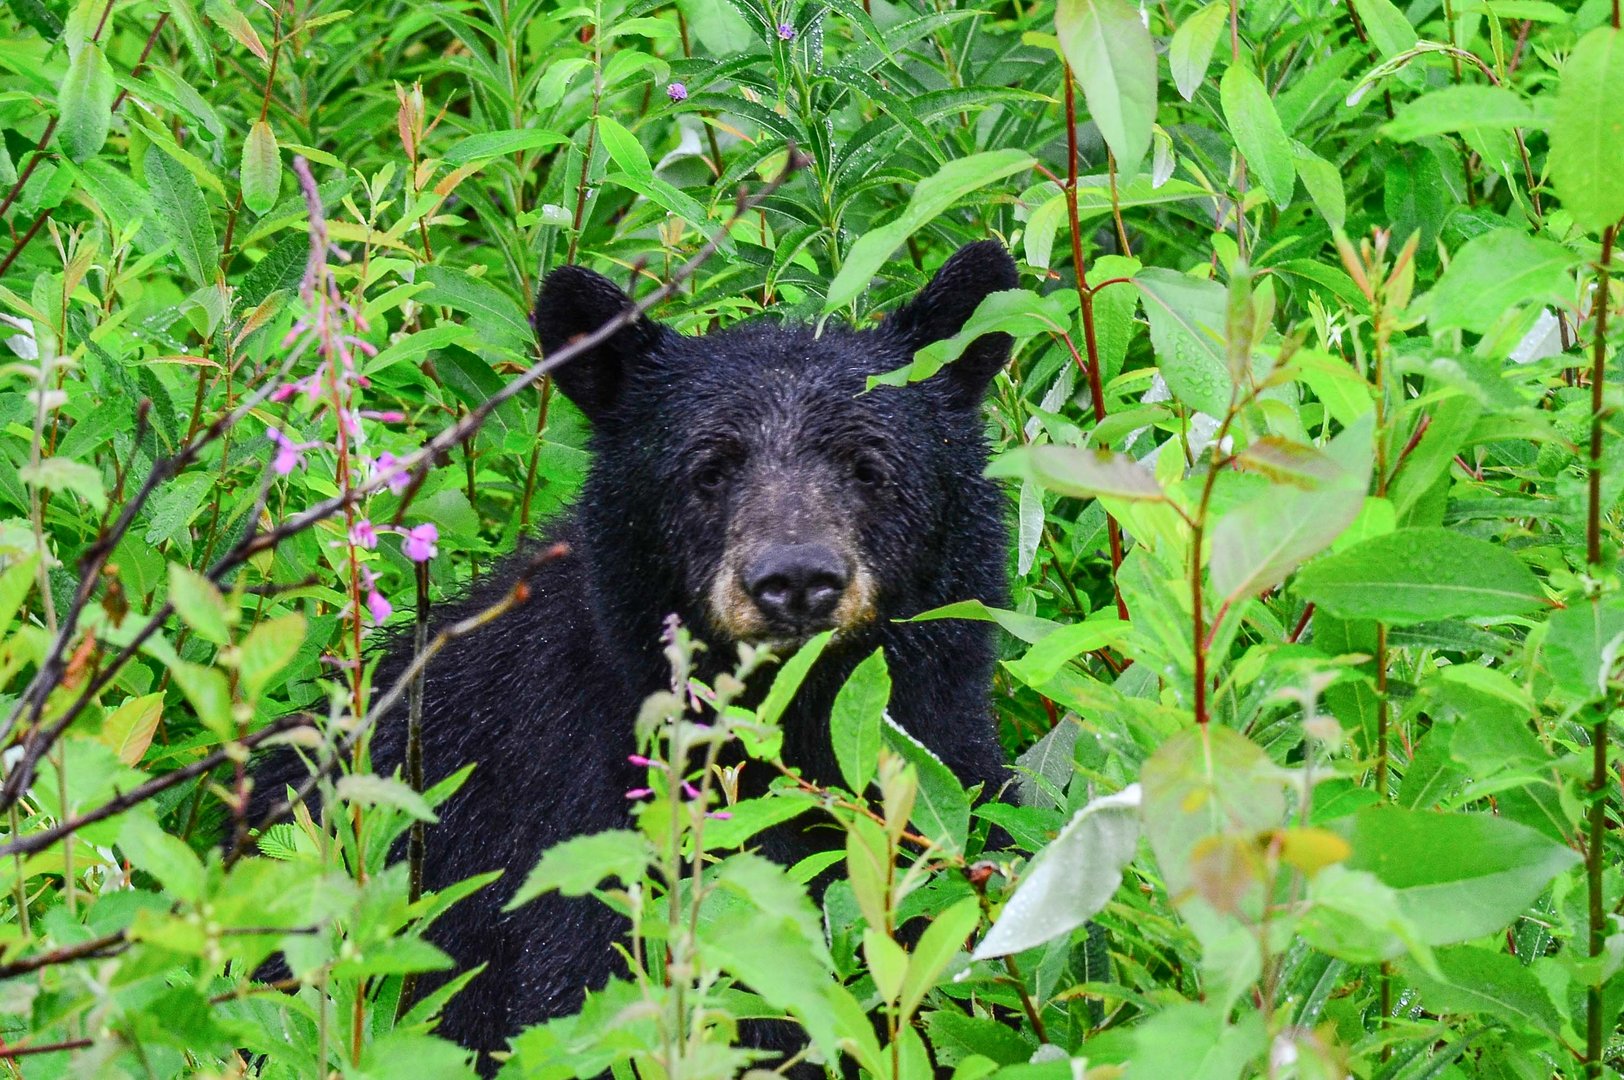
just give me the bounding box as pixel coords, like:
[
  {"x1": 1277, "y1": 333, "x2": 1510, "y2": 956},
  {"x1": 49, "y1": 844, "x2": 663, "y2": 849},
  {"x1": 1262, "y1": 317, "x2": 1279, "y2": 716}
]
[{"x1": 249, "y1": 240, "x2": 1021, "y2": 1069}]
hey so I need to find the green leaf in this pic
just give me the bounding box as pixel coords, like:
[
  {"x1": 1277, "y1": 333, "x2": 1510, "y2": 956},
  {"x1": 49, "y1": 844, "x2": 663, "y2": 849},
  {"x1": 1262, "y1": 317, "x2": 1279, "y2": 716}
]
[
  {"x1": 1293, "y1": 144, "x2": 1346, "y2": 232},
  {"x1": 442, "y1": 128, "x2": 568, "y2": 165},
  {"x1": 986, "y1": 444, "x2": 1165, "y2": 502},
  {"x1": 1134, "y1": 269, "x2": 1231, "y2": 416},
  {"x1": 1383, "y1": 84, "x2": 1543, "y2": 142},
  {"x1": 1220, "y1": 64, "x2": 1295, "y2": 209},
  {"x1": 1349, "y1": 0, "x2": 1418, "y2": 60},
  {"x1": 1170, "y1": 1, "x2": 1226, "y2": 101},
  {"x1": 870, "y1": 289, "x2": 1073, "y2": 388},
  {"x1": 1003, "y1": 618, "x2": 1130, "y2": 687},
  {"x1": 168, "y1": 563, "x2": 231, "y2": 645},
  {"x1": 1055, "y1": 0, "x2": 1157, "y2": 178},
  {"x1": 831, "y1": 648, "x2": 889, "y2": 793},
  {"x1": 145, "y1": 142, "x2": 218, "y2": 287},
  {"x1": 1209, "y1": 415, "x2": 1373, "y2": 604},
  {"x1": 58, "y1": 42, "x2": 115, "y2": 163},
  {"x1": 334, "y1": 774, "x2": 438, "y2": 823},
  {"x1": 973, "y1": 784, "x2": 1141, "y2": 958},
  {"x1": 1295, "y1": 527, "x2": 1549, "y2": 625},
  {"x1": 595, "y1": 115, "x2": 651, "y2": 182},
  {"x1": 238, "y1": 613, "x2": 305, "y2": 701},
  {"x1": 420, "y1": 266, "x2": 532, "y2": 353},
  {"x1": 240, "y1": 119, "x2": 280, "y2": 215},
  {"x1": 1544, "y1": 599, "x2": 1624, "y2": 704},
  {"x1": 1344, "y1": 806, "x2": 1581, "y2": 945},
  {"x1": 1428, "y1": 229, "x2": 1578, "y2": 334},
  {"x1": 1129, "y1": 1003, "x2": 1267, "y2": 1080},
  {"x1": 506, "y1": 829, "x2": 652, "y2": 908},
  {"x1": 898, "y1": 896, "x2": 981, "y2": 1019},
  {"x1": 883, "y1": 717, "x2": 971, "y2": 853},
  {"x1": 1403, "y1": 945, "x2": 1563, "y2": 1036},
  {"x1": 823, "y1": 150, "x2": 1036, "y2": 312},
  {"x1": 18, "y1": 457, "x2": 105, "y2": 512},
  {"x1": 1550, "y1": 26, "x2": 1624, "y2": 233},
  {"x1": 119, "y1": 813, "x2": 206, "y2": 903},
  {"x1": 757, "y1": 630, "x2": 833, "y2": 727},
  {"x1": 99, "y1": 692, "x2": 164, "y2": 766}
]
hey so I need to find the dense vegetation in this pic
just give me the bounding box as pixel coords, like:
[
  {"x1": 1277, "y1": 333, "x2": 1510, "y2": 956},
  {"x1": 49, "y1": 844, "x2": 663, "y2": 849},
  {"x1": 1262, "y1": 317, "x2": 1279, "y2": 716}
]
[{"x1": 1, "y1": 0, "x2": 1622, "y2": 1075}]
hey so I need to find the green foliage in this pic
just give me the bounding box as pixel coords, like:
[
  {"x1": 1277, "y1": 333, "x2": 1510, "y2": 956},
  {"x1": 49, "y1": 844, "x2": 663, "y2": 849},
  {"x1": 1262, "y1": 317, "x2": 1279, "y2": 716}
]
[{"x1": 1, "y1": 0, "x2": 1623, "y2": 1077}]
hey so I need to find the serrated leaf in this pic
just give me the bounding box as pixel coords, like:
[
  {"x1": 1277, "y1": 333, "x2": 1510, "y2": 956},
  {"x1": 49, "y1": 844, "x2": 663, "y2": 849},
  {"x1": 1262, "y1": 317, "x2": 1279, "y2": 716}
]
[
  {"x1": 240, "y1": 119, "x2": 280, "y2": 215},
  {"x1": 145, "y1": 143, "x2": 218, "y2": 287},
  {"x1": 1056, "y1": 0, "x2": 1157, "y2": 178}
]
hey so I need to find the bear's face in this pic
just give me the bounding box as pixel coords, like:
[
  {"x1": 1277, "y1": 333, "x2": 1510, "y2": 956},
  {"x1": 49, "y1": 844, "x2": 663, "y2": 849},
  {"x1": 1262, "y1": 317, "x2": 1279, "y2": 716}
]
[{"x1": 533, "y1": 241, "x2": 1018, "y2": 650}]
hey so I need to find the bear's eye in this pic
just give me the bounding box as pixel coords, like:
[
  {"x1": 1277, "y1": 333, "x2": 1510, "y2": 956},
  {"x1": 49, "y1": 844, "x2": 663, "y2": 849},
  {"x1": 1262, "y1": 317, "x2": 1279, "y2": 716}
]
[
  {"x1": 852, "y1": 457, "x2": 886, "y2": 488},
  {"x1": 693, "y1": 461, "x2": 731, "y2": 495}
]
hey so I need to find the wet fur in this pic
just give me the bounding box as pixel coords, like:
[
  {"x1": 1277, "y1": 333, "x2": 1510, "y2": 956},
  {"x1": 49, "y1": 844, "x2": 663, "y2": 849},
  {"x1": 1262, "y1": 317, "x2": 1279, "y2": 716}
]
[{"x1": 248, "y1": 241, "x2": 1021, "y2": 1070}]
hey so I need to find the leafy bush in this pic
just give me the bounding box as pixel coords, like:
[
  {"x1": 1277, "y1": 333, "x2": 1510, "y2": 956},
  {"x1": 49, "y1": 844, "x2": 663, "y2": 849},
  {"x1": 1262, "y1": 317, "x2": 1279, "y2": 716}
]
[{"x1": 0, "y1": 0, "x2": 1622, "y2": 1076}]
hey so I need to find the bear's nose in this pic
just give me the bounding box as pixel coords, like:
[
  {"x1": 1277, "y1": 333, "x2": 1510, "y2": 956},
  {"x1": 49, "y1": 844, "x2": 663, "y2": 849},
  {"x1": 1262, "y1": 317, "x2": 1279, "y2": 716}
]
[{"x1": 743, "y1": 544, "x2": 850, "y2": 628}]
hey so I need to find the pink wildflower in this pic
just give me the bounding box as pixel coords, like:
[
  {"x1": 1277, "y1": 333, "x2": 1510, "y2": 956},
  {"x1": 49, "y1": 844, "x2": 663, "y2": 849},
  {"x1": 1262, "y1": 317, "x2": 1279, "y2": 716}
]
[
  {"x1": 350, "y1": 519, "x2": 378, "y2": 549},
  {"x1": 403, "y1": 523, "x2": 439, "y2": 562},
  {"x1": 625, "y1": 788, "x2": 653, "y2": 800}
]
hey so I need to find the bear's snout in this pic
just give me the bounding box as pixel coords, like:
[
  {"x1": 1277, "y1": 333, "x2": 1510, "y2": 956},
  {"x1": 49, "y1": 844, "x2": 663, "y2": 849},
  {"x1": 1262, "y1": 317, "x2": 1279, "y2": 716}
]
[{"x1": 742, "y1": 543, "x2": 850, "y2": 630}]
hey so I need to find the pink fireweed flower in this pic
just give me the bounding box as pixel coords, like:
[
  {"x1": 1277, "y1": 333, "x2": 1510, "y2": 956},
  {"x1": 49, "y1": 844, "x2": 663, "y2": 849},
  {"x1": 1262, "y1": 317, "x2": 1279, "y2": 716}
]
[
  {"x1": 372, "y1": 452, "x2": 412, "y2": 494},
  {"x1": 359, "y1": 566, "x2": 391, "y2": 624},
  {"x1": 627, "y1": 754, "x2": 655, "y2": 768},
  {"x1": 708, "y1": 811, "x2": 733, "y2": 820},
  {"x1": 360, "y1": 410, "x2": 406, "y2": 423},
  {"x1": 349, "y1": 519, "x2": 378, "y2": 549},
  {"x1": 625, "y1": 788, "x2": 653, "y2": 800},
  {"x1": 681, "y1": 780, "x2": 702, "y2": 801},
  {"x1": 266, "y1": 428, "x2": 316, "y2": 475},
  {"x1": 403, "y1": 523, "x2": 439, "y2": 562}
]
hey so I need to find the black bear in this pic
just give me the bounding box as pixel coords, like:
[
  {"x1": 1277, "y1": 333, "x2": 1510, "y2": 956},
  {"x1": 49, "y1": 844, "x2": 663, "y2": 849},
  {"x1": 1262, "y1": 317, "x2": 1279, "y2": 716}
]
[{"x1": 252, "y1": 239, "x2": 1019, "y2": 1068}]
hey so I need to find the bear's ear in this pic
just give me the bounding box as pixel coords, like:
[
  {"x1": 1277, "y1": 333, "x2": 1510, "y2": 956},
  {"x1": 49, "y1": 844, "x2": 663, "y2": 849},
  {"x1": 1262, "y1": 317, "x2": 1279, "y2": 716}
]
[
  {"x1": 888, "y1": 240, "x2": 1019, "y2": 406},
  {"x1": 532, "y1": 266, "x2": 667, "y2": 421}
]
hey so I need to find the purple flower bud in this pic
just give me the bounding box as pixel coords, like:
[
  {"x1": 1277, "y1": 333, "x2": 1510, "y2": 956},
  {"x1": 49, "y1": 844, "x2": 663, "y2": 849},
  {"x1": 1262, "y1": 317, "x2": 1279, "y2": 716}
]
[
  {"x1": 681, "y1": 780, "x2": 701, "y2": 800},
  {"x1": 403, "y1": 522, "x2": 439, "y2": 562},
  {"x1": 350, "y1": 519, "x2": 378, "y2": 549},
  {"x1": 777, "y1": 22, "x2": 796, "y2": 41},
  {"x1": 628, "y1": 754, "x2": 654, "y2": 767},
  {"x1": 666, "y1": 82, "x2": 688, "y2": 103},
  {"x1": 366, "y1": 588, "x2": 392, "y2": 624},
  {"x1": 625, "y1": 788, "x2": 653, "y2": 800},
  {"x1": 708, "y1": 811, "x2": 733, "y2": 820}
]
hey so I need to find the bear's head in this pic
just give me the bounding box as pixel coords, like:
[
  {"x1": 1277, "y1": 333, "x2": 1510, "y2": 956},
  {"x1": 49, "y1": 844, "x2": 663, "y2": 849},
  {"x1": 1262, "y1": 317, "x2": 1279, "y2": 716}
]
[{"x1": 531, "y1": 241, "x2": 1017, "y2": 660}]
